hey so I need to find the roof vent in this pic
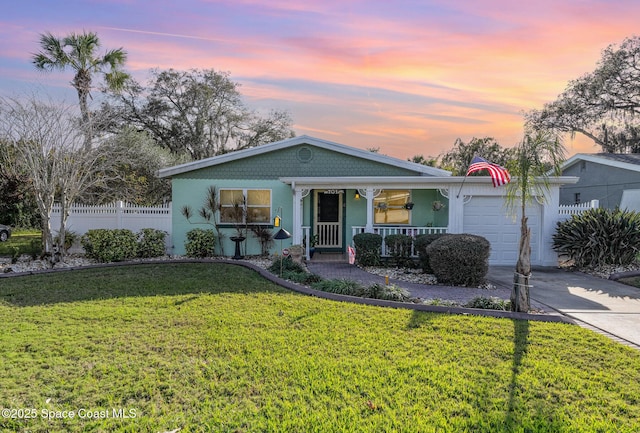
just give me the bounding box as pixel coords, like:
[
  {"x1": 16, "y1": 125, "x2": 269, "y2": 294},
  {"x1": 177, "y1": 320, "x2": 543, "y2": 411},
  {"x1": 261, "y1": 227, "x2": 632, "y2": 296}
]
[{"x1": 297, "y1": 146, "x2": 313, "y2": 163}]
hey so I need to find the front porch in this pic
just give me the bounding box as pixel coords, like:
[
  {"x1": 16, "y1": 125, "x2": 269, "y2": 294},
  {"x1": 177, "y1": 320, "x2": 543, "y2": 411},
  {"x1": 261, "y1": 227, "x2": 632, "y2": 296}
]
[{"x1": 301, "y1": 225, "x2": 448, "y2": 260}]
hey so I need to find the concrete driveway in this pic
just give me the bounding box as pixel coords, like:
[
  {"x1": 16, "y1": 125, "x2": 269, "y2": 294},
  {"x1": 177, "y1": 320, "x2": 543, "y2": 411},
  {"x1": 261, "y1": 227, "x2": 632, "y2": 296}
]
[{"x1": 489, "y1": 266, "x2": 640, "y2": 348}]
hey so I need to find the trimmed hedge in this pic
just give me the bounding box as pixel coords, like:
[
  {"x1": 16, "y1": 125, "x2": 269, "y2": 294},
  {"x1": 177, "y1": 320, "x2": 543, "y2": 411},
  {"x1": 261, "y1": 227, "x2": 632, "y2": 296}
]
[
  {"x1": 384, "y1": 234, "x2": 414, "y2": 268},
  {"x1": 414, "y1": 233, "x2": 449, "y2": 273},
  {"x1": 81, "y1": 229, "x2": 138, "y2": 263},
  {"x1": 185, "y1": 228, "x2": 216, "y2": 258},
  {"x1": 426, "y1": 233, "x2": 490, "y2": 286},
  {"x1": 353, "y1": 233, "x2": 382, "y2": 266},
  {"x1": 137, "y1": 228, "x2": 167, "y2": 258}
]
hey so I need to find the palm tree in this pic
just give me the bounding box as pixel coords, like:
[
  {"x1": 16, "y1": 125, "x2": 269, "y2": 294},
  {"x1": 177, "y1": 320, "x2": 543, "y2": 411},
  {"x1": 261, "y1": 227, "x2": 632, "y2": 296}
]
[
  {"x1": 506, "y1": 130, "x2": 566, "y2": 312},
  {"x1": 32, "y1": 31, "x2": 129, "y2": 149}
]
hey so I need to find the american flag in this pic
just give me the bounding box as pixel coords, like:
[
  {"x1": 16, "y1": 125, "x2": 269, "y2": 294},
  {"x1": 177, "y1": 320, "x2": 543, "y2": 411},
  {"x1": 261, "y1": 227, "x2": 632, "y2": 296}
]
[{"x1": 466, "y1": 156, "x2": 511, "y2": 187}]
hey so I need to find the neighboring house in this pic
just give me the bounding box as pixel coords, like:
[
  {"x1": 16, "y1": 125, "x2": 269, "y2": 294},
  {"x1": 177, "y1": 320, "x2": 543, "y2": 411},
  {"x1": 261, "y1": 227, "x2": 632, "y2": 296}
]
[
  {"x1": 159, "y1": 135, "x2": 576, "y2": 266},
  {"x1": 559, "y1": 153, "x2": 640, "y2": 209}
]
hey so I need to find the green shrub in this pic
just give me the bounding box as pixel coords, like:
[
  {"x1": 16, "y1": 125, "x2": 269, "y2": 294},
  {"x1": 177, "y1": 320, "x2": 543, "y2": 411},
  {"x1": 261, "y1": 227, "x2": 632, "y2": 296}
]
[
  {"x1": 184, "y1": 228, "x2": 216, "y2": 258},
  {"x1": 384, "y1": 234, "x2": 414, "y2": 268},
  {"x1": 426, "y1": 234, "x2": 490, "y2": 286},
  {"x1": 352, "y1": 233, "x2": 382, "y2": 266},
  {"x1": 54, "y1": 230, "x2": 79, "y2": 252},
  {"x1": 414, "y1": 233, "x2": 449, "y2": 273},
  {"x1": 553, "y1": 207, "x2": 640, "y2": 268},
  {"x1": 465, "y1": 296, "x2": 510, "y2": 311},
  {"x1": 81, "y1": 229, "x2": 138, "y2": 262},
  {"x1": 137, "y1": 228, "x2": 167, "y2": 258},
  {"x1": 281, "y1": 270, "x2": 323, "y2": 285},
  {"x1": 363, "y1": 283, "x2": 411, "y2": 302},
  {"x1": 311, "y1": 279, "x2": 411, "y2": 302},
  {"x1": 311, "y1": 279, "x2": 365, "y2": 296},
  {"x1": 268, "y1": 256, "x2": 306, "y2": 274}
]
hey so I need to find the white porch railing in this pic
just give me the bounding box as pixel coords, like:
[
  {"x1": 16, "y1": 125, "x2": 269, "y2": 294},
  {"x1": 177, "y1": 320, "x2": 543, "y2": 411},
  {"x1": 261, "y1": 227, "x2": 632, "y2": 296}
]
[
  {"x1": 558, "y1": 199, "x2": 599, "y2": 218},
  {"x1": 315, "y1": 222, "x2": 341, "y2": 248},
  {"x1": 352, "y1": 226, "x2": 448, "y2": 258}
]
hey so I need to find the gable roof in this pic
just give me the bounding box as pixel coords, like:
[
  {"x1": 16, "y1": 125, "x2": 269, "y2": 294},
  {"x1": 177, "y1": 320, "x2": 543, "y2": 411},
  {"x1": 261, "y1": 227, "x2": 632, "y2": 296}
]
[
  {"x1": 561, "y1": 153, "x2": 640, "y2": 173},
  {"x1": 158, "y1": 135, "x2": 451, "y2": 178}
]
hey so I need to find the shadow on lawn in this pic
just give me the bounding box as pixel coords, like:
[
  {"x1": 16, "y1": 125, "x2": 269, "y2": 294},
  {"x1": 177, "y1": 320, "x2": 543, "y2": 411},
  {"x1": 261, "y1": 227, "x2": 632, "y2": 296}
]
[
  {"x1": 505, "y1": 319, "x2": 530, "y2": 427},
  {"x1": 0, "y1": 262, "x2": 286, "y2": 307}
]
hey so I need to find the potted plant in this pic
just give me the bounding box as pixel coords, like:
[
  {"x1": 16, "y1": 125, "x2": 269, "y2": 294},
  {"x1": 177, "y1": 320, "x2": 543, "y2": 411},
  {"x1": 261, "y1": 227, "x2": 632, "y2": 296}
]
[{"x1": 432, "y1": 200, "x2": 445, "y2": 212}]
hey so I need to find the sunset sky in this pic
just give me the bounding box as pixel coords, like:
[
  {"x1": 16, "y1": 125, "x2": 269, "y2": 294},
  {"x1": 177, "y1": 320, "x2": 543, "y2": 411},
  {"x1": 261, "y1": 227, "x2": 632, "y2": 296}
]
[{"x1": 1, "y1": 0, "x2": 639, "y2": 160}]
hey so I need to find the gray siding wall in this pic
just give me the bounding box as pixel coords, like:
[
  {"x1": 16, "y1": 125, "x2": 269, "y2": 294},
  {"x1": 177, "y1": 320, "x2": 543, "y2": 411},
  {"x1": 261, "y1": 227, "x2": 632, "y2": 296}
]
[{"x1": 561, "y1": 161, "x2": 640, "y2": 208}]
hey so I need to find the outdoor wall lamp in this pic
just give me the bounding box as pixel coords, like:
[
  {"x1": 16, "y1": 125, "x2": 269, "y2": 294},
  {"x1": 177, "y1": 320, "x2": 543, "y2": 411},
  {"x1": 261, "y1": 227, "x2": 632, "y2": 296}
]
[{"x1": 354, "y1": 191, "x2": 361, "y2": 200}]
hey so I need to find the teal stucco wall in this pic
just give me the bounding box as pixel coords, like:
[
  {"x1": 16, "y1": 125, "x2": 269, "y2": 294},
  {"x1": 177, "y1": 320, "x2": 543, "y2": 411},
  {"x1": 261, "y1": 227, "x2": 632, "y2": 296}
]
[{"x1": 171, "y1": 178, "x2": 294, "y2": 256}]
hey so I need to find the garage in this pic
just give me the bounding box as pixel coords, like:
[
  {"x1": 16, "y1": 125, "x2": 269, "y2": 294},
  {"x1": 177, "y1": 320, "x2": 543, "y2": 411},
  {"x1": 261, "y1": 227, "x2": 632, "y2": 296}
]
[{"x1": 462, "y1": 196, "x2": 542, "y2": 265}]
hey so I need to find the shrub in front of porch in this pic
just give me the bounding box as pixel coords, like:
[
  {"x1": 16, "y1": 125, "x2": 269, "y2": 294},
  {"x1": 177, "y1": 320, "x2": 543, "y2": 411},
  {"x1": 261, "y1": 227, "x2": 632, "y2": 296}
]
[
  {"x1": 353, "y1": 233, "x2": 382, "y2": 266},
  {"x1": 426, "y1": 234, "x2": 490, "y2": 286},
  {"x1": 414, "y1": 233, "x2": 450, "y2": 273},
  {"x1": 384, "y1": 234, "x2": 414, "y2": 268}
]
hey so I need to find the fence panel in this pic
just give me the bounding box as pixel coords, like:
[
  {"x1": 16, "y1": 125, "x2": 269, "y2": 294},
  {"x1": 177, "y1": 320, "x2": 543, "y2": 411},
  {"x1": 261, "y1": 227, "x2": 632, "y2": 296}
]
[
  {"x1": 558, "y1": 199, "x2": 599, "y2": 220},
  {"x1": 51, "y1": 201, "x2": 172, "y2": 248}
]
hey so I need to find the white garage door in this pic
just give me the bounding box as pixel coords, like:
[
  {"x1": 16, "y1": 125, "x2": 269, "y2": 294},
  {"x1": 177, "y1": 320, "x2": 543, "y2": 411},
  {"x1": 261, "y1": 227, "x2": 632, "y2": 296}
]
[{"x1": 462, "y1": 196, "x2": 541, "y2": 265}]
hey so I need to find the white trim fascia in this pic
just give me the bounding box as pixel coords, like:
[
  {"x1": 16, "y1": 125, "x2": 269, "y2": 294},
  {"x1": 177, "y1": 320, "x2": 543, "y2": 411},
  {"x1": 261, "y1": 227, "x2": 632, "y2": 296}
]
[
  {"x1": 158, "y1": 135, "x2": 452, "y2": 178},
  {"x1": 280, "y1": 176, "x2": 579, "y2": 190},
  {"x1": 560, "y1": 153, "x2": 640, "y2": 173}
]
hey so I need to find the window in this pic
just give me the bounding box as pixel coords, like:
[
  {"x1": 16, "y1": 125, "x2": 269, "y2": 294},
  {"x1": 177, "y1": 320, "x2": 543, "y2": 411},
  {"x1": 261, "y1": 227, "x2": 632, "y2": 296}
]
[
  {"x1": 374, "y1": 190, "x2": 410, "y2": 224},
  {"x1": 220, "y1": 189, "x2": 271, "y2": 224}
]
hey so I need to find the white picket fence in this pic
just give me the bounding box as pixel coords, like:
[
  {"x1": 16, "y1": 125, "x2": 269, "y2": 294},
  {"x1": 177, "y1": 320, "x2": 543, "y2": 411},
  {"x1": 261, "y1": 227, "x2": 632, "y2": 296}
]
[
  {"x1": 558, "y1": 199, "x2": 599, "y2": 219},
  {"x1": 50, "y1": 201, "x2": 172, "y2": 238}
]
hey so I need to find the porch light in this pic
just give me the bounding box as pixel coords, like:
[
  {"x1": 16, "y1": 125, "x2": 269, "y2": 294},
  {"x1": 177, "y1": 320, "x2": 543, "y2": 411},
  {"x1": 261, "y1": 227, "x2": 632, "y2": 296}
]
[{"x1": 354, "y1": 191, "x2": 361, "y2": 200}]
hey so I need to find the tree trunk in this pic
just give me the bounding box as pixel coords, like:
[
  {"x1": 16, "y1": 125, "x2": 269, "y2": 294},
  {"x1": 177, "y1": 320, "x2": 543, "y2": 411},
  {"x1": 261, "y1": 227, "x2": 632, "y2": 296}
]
[{"x1": 512, "y1": 215, "x2": 531, "y2": 312}]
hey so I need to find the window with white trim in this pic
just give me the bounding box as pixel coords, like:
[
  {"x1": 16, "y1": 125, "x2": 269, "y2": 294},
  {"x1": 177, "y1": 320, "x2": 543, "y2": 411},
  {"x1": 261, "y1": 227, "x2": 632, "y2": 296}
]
[
  {"x1": 220, "y1": 189, "x2": 271, "y2": 224},
  {"x1": 374, "y1": 190, "x2": 411, "y2": 224}
]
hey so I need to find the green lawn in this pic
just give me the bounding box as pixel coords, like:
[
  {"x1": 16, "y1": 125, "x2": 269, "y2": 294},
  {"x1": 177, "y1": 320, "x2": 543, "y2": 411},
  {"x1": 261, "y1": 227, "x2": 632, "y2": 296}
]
[
  {"x1": 0, "y1": 229, "x2": 41, "y2": 258},
  {"x1": 1, "y1": 263, "x2": 639, "y2": 433}
]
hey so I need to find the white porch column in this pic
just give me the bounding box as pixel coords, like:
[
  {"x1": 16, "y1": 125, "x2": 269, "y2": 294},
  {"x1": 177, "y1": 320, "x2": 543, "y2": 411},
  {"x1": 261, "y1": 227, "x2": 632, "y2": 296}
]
[
  {"x1": 292, "y1": 187, "x2": 303, "y2": 244},
  {"x1": 365, "y1": 187, "x2": 374, "y2": 233},
  {"x1": 358, "y1": 187, "x2": 381, "y2": 233},
  {"x1": 446, "y1": 190, "x2": 465, "y2": 233}
]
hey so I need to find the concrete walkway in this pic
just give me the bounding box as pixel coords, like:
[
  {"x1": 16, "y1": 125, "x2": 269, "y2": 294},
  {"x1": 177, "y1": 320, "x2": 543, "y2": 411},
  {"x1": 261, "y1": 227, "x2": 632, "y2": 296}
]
[{"x1": 489, "y1": 266, "x2": 640, "y2": 349}]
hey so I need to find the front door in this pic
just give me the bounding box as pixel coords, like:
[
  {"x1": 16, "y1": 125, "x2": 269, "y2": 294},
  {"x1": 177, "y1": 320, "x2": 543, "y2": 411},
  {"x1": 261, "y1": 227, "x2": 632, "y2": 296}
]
[{"x1": 314, "y1": 190, "x2": 343, "y2": 249}]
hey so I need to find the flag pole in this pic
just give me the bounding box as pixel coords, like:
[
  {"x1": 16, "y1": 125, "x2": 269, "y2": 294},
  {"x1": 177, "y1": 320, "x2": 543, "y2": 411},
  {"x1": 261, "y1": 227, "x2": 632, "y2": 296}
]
[{"x1": 456, "y1": 173, "x2": 469, "y2": 198}]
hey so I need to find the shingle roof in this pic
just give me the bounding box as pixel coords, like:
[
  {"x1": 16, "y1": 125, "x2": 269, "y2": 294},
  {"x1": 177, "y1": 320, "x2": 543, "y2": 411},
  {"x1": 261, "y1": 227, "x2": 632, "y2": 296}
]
[
  {"x1": 561, "y1": 153, "x2": 640, "y2": 173},
  {"x1": 593, "y1": 153, "x2": 640, "y2": 165}
]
